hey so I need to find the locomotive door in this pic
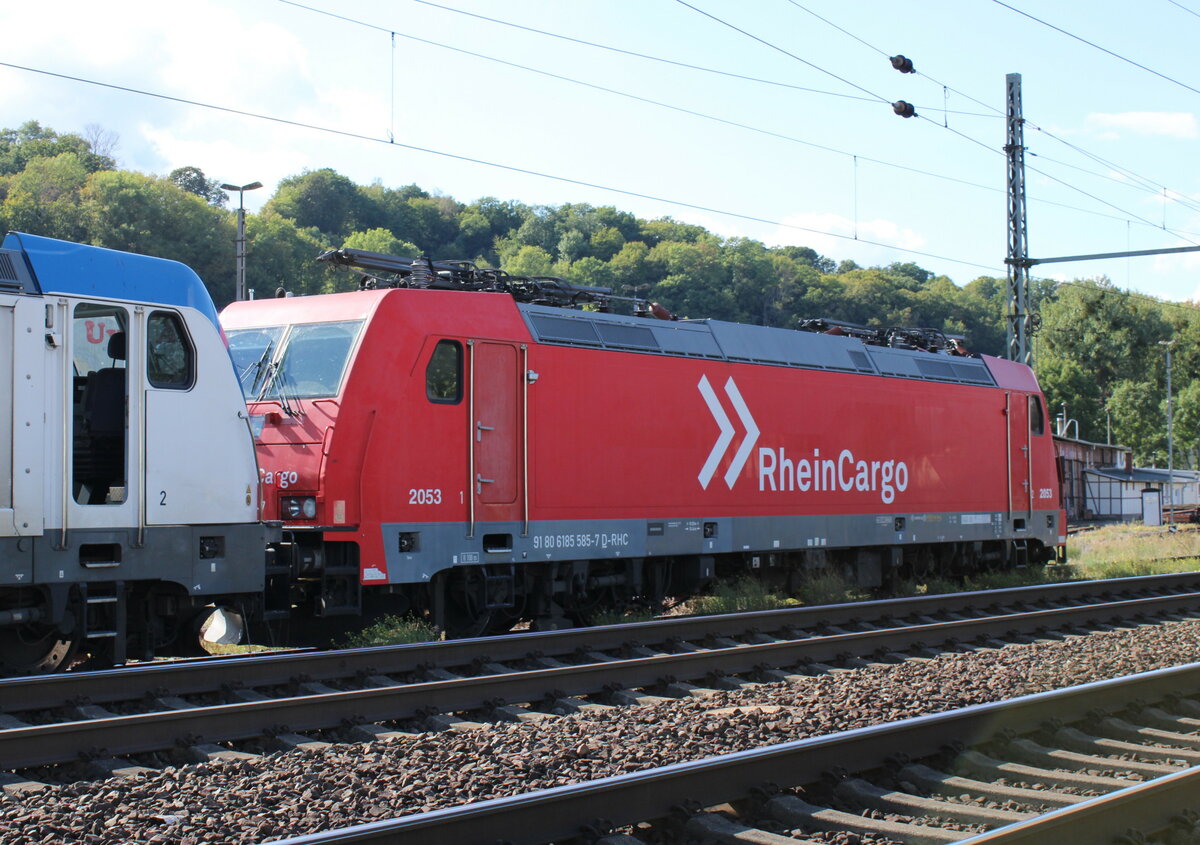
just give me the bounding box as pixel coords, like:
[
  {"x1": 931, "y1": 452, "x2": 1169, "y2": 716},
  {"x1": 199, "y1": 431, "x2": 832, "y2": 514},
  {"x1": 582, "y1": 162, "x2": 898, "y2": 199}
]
[
  {"x1": 1006, "y1": 391, "x2": 1033, "y2": 518},
  {"x1": 470, "y1": 341, "x2": 520, "y2": 507},
  {"x1": 65, "y1": 301, "x2": 141, "y2": 533}
]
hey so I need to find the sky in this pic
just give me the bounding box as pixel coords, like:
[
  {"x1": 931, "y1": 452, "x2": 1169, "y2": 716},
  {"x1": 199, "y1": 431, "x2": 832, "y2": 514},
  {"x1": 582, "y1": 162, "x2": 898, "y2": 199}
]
[{"x1": 3, "y1": 0, "x2": 1200, "y2": 301}]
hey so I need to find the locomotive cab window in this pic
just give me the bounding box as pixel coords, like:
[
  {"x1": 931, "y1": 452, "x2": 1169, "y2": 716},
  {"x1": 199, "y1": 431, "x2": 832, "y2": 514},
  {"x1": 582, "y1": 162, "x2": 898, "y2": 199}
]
[
  {"x1": 1029, "y1": 395, "x2": 1045, "y2": 435},
  {"x1": 426, "y1": 339, "x2": 463, "y2": 403},
  {"x1": 225, "y1": 320, "x2": 362, "y2": 400},
  {"x1": 71, "y1": 303, "x2": 129, "y2": 505},
  {"x1": 147, "y1": 311, "x2": 194, "y2": 389}
]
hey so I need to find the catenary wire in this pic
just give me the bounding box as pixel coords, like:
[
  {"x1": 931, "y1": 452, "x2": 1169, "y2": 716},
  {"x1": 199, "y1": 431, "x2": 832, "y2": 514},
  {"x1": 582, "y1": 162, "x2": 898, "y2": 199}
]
[
  {"x1": 381, "y1": 0, "x2": 993, "y2": 117},
  {"x1": 278, "y1": 0, "x2": 879, "y2": 111},
  {"x1": 675, "y1": 0, "x2": 1200, "y2": 247},
  {"x1": 0, "y1": 58, "x2": 1009, "y2": 275},
  {"x1": 1165, "y1": 0, "x2": 1200, "y2": 19},
  {"x1": 372, "y1": 0, "x2": 1200, "y2": 242},
  {"x1": 275, "y1": 1, "x2": 1005, "y2": 196},
  {"x1": 781, "y1": 0, "x2": 1004, "y2": 117},
  {"x1": 672, "y1": 0, "x2": 895, "y2": 104},
  {"x1": 992, "y1": 0, "x2": 1200, "y2": 98},
  {"x1": 770, "y1": 0, "x2": 1200, "y2": 225},
  {"x1": 278, "y1": 0, "x2": 1200, "y2": 242}
]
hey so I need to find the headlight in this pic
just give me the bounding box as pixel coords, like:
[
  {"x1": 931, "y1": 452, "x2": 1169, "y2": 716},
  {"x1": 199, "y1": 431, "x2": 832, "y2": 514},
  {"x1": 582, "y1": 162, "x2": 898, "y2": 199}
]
[{"x1": 281, "y1": 496, "x2": 317, "y2": 519}]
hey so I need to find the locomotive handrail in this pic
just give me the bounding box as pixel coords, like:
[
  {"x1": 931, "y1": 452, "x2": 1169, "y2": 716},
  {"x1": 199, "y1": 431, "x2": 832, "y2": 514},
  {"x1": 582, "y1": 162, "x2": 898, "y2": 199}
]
[
  {"x1": 521, "y1": 344, "x2": 530, "y2": 538},
  {"x1": 466, "y1": 339, "x2": 476, "y2": 540}
]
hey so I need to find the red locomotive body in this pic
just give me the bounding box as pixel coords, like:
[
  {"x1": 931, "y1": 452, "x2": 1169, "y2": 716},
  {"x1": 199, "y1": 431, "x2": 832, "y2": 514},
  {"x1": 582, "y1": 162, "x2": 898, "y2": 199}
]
[{"x1": 221, "y1": 253, "x2": 1064, "y2": 633}]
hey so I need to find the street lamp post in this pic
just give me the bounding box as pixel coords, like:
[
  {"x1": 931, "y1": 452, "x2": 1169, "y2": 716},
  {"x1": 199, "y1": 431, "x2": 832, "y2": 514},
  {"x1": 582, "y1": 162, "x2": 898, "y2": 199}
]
[
  {"x1": 1160, "y1": 339, "x2": 1176, "y2": 532},
  {"x1": 221, "y1": 181, "x2": 263, "y2": 301}
]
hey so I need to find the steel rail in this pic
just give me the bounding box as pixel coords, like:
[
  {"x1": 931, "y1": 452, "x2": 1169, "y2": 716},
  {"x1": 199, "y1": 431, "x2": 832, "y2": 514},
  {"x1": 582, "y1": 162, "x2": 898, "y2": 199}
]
[
  {"x1": 2, "y1": 588, "x2": 1200, "y2": 770},
  {"x1": 4, "y1": 571, "x2": 1199, "y2": 713},
  {"x1": 267, "y1": 662, "x2": 1200, "y2": 844},
  {"x1": 957, "y1": 765, "x2": 1200, "y2": 842}
]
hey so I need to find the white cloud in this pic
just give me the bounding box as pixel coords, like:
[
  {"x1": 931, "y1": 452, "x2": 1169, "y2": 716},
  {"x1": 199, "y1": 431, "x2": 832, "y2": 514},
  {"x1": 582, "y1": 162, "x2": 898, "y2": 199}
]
[{"x1": 1085, "y1": 112, "x2": 1199, "y2": 139}]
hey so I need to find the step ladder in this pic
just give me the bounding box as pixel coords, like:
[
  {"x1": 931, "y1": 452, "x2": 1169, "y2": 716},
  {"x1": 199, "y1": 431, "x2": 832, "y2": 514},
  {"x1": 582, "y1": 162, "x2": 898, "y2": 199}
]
[{"x1": 81, "y1": 581, "x2": 126, "y2": 664}]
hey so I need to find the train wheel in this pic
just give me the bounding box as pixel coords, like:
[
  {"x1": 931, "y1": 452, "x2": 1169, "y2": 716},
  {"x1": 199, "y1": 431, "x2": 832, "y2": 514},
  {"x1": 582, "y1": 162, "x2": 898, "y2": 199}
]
[
  {"x1": 439, "y1": 568, "x2": 505, "y2": 639},
  {"x1": 0, "y1": 607, "x2": 80, "y2": 676}
]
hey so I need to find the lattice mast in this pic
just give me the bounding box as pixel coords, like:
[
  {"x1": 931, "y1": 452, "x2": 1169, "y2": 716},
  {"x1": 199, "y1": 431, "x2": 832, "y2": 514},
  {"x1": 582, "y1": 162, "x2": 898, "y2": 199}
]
[{"x1": 1005, "y1": 72, "x2": 1033, "y2": 366}]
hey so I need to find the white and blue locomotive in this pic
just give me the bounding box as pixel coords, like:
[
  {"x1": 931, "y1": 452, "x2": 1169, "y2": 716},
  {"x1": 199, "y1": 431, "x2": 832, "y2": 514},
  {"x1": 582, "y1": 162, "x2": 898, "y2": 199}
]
[{"x1": 0, "y1": 233, "x2": 270, "y2": 673}]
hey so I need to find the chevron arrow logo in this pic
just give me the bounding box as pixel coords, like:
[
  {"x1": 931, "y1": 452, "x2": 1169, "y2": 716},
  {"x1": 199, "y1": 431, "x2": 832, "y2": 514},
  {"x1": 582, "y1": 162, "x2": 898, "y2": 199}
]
[{"x1": 697, "y1": 375, "x2": 760, "y2": 490}]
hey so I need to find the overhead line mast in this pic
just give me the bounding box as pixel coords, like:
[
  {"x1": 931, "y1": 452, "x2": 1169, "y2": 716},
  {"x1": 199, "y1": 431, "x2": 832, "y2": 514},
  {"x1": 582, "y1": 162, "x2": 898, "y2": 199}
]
[
  {"x1": 1005, "y1": 73, "x2": 1200, "y2": 368},
  {"x1": 1005, "y1": 73, "x2": 1032, "y2": 366}
]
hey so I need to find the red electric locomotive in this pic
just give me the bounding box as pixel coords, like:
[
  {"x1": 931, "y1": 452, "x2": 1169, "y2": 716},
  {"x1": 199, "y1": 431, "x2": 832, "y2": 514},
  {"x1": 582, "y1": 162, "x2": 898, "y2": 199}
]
[{"x1": 220, "y1": 251, "x2": 1065, "y2": 635}]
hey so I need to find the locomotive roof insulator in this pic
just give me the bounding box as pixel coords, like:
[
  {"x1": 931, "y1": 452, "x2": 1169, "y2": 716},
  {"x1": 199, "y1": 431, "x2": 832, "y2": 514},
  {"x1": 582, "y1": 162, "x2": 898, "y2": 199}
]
[{"x1": 798, "y1": 318, "x2": 969, "y2": 357}]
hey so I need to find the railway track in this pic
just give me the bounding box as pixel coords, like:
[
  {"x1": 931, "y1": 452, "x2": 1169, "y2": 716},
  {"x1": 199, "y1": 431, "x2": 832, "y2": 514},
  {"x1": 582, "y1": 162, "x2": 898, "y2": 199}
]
[
  {"x1": 3, "y1": 572, "x2": 1200, "y2": 786},
  {"x1": 271, "y1": 661, "x2": 1200, "y2": 844}
]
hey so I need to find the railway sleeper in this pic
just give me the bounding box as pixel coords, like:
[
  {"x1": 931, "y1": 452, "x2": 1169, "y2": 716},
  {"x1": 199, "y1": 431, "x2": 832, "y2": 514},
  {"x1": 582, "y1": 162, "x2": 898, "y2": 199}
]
[
  {"x1": 340, "y1": 722, "x2": 417, "y2": 743},
  {"x1": 1007, "y1": 736, "x2": 1178, "y2": 778},
  {"x1": 1097, "y1": 714, "x2": 1200, "y2": 751},
  {"x1": 0, "y1": 771, "x2": 48, "y2": 795},
  {"x1": 267, "y1": 732, "x2": 331, "y2": 752},
  {"x1": 834, "y1": 776, "x2": 1033, "y2": 826},
  {"x1": 180, "y1": 743, "x2": 260, "y2": 764},
  {"x1": 1139, "y1": 705, "x2": 1200, "y2": 733},
  {"x1": 953, "y1": 748, "x2": 1136, "y2": 792},
  {"x1": 81, "y1": 756, "x2": 156, "y2": 779},
  {"x1": 1052, "y1": 725, "x2": 1200, "y2": 765},
  {"x1": 765, "y1": 793, "x2": 962, "y2": 845},
  {"x1": 685, "y1": 811, "x2": 821, "y2": 844},
  {"x1": 896, "y1": 762, "x2": 1081, "y2": 809}
]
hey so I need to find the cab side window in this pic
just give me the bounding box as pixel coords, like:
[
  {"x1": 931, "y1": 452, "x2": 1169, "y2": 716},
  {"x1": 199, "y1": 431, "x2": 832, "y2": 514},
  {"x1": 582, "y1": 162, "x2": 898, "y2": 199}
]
[
  {"x1": 1029, "y1": 395, "x2": 1045, "y2": 435},
  {"x1": 426, "y1": 339, "x2": 462, "y2": 403},
  {"x1": 147, "y1": 311, "x2": 194, "y2": 389}
]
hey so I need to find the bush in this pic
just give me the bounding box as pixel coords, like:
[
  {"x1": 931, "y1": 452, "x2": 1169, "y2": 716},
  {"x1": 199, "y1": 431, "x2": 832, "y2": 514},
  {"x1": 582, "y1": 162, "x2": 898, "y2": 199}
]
[
  {"x1": 341, "y1": 615, "x2": 439, "y2": 647},
  {"x1": 689, "y1": 578, "x2": 793, "y2": 615}
]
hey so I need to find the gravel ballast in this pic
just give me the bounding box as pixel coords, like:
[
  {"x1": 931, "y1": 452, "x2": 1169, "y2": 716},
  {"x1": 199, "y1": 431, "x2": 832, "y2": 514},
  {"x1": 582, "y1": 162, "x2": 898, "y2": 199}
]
[{"x1": 6, "y1": 618, "x2": 1200, "y2": 844}]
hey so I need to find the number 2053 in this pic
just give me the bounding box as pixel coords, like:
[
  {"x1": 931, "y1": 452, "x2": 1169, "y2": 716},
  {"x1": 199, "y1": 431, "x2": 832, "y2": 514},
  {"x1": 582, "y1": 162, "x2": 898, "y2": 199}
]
[{"x1": 409, "y1": 488, "x2": 443, "y2": 505}]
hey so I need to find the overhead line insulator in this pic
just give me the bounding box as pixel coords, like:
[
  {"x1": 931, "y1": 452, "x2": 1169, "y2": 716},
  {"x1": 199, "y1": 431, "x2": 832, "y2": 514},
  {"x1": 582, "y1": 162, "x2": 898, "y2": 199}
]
[
  {"x1": 890, "y1": 54, "x2": 916, "y2": 73},
  {"x1": 892, "y1": 100, "x2": 916, "y2": 118}
]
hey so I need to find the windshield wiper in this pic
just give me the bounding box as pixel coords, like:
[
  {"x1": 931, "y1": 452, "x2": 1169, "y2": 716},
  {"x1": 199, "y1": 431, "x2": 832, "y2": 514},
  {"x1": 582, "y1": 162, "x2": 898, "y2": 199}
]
[
  {"x1": 276, "y1": 367, "x2": 304, "y2": 418},
  {"x1": 243, "y1": 340, "x2": 275, "y2": 398},
  {"x1": 256, "y1": 356, "x2": 303, "y2": 418}
]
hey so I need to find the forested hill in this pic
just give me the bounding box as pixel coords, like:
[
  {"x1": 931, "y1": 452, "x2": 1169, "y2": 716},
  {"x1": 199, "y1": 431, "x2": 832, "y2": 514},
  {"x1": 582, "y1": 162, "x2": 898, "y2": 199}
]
[{"x1": 2, "y1": 120, "x2": 1198, "y2": 467}]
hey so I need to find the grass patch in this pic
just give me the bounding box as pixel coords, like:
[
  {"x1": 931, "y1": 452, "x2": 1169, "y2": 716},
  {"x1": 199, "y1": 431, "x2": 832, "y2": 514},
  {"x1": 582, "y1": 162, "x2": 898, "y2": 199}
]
[
  {"x1": 340, "y1": 614, "x2": 439, "y2": 648},
  {"x1": 1068, "y1": 522, "x2": 1200, "y2": 580},
  {"x1": 797, "y1": 571, "x2": 868, "y2": 606},
  {"x1": 687, "y1": 578, "x2": 796, "y2": 616},
  {"x1": 201, "y1": 641, "x2": 285, "y2": 656},
  {"x1": 589, "y1": 606, "x2": 662, "y2": 627}
]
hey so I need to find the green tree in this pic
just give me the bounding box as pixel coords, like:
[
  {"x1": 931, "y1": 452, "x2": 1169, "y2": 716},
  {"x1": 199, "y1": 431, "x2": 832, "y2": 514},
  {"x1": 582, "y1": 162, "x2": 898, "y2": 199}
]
[
  {"x1": 1034, "y1": 279, "x2": 1169, "y2": 443},
  {"x1": 505, "y1": 245, "x2": 555, "y2": 277},
  {"x1": 590, "y1": 225, "x2": 625, "y2": 261},
  {"x1": 169, "y1": 166, "x2": 228, "y2": 207},
  {"x1": 244, "y1": 210, "x2": 337, "y2": 298},
  {"x1": 0, "y1": 120, "x2": 115, "y2": 176},
  {"x1": 81, "y1": 170, "x2": 234, "y2": 303},
  {"x1": 608, "y1": 240, "x2": 651, "y2": 294},
  {"x1": 564, "y1": 256, "x2": 613, "y2": 290},
  {"x1": 557, "y1": 229, "x2": 587, "y2": 262},
  {"x1": 1, "y1": 152, "x2": 89, "y2": 240},
  {"x1": 1108, "y1": 379, "x2": 1166, "y2": 465},
  {"x1": 266, "y1": 168, "x2": 364, "y2": 237},
  {"x1": 342, "y1": 227, "x2": 420, "y2": 257}
]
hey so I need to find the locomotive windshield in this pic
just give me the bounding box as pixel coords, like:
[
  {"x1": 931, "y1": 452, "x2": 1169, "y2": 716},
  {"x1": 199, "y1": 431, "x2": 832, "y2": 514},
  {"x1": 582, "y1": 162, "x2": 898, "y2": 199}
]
[{"x1": 227, "y1": 320, "x2": 363, "y2": 400}]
